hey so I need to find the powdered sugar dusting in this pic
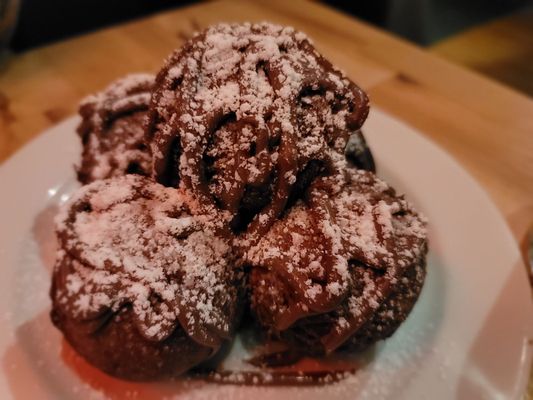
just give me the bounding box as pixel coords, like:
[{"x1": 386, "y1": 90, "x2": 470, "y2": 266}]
[
  {"x1": 247, "y1": 157, "x2": 427, "y2": 351},
  {"x1": 53, "y1": 175, "x2": 239, "y2": 347},
  {"x1": 149, "y1": 22, "x2": 369, "y2": 239},
  {"x1": 77, "y1": 74, "x2": 154, "y2": 184},
  {"x1": 50, "y1": 21, "x2": 431, "y2": 383}
]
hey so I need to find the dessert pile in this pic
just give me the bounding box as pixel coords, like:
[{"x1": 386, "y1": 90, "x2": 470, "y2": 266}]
[{"x1": 50, "y1": 22, "x2": 428, "y2": 382}]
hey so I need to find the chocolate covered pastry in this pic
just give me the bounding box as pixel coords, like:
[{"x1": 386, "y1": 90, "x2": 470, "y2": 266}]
[
  {"x1": 246, "y1": 160, "x2": 427, "y2": 354},
  {"x1": 147, "y1": 22, "x2": 370, "y2": 234},
  {"x1": 48, "y1": 22, "x2": 429, "y2": 384},
  {"x1": 76, "y1": 74, "x2": 154, "y2": 184},
  {"x1": 50, "y1": 175, "x2": 242, "y2": 380}
]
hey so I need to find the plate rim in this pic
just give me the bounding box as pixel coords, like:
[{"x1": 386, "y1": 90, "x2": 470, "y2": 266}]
[{"x1": 0, "y1": 110, "x2": 531, "y2": 399}]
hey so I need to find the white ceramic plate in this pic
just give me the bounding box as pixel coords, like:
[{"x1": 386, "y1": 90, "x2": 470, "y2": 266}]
[{"x1": 0, "y1": 109, "x2": 531, "y2": 400}]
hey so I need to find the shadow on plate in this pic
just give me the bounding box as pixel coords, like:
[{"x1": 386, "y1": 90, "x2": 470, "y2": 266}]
[
  {"x1": 456, "y1": 259, "x2": 533, "y2": 399},
  {"x1": 351, "y1": 247, "x2": 447, "y2": 399},
  {"x1": 1, "y1": 310, "x2": 207, "y2": 399}
]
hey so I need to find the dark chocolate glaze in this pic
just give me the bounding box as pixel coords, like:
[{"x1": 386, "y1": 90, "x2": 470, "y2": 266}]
[
  {"x1": 50, "y1": 23, "x2": 429, "y2": 384},
  {"x1": 345, "y1": 130, "x2": 375, "y2": 173},
  {"x1": 248, "y1": 167, "x2": 428, "y2": 354},
  {"x1": 146, "y1": 23, "x2": 370, "y2": 237},
  {"x1": 50, "y1": 175, "x2": 243, "y2": 381}
]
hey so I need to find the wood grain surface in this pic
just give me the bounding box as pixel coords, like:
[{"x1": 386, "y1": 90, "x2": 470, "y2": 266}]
[
  {"x1": 431, "y1": 11, "x2": 533, "y2": 97},
  {"x1": 0, "y1": 0, "x2": 531, "y2": 396}
]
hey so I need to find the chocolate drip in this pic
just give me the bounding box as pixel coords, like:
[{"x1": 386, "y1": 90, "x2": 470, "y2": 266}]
[
  {"x1": 52, "y1": 175, "x2": 241, "y2": 358},
  {"x1": 247, "y1": 349, "x2": 303, "y2": 368},
  {"x1": 147, "y1": 23, "x2": 369, "y2": 239},
  {"x1": 192, "y1": 346, "x2": 360, "y2": 386},
  {"x1": 52, "y1": 22, "x2": 429, "y2": 383},
  {"x1": 247, "y1": 165, "x2": 428, "y2": 354},
  {"x1": 345, "y1": 130, "x2": 375, "y2": 173}
]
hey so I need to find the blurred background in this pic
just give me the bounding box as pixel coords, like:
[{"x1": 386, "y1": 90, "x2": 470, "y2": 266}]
[{"x1": 0, "y1": 0, "x2": 532, "y2": 95}]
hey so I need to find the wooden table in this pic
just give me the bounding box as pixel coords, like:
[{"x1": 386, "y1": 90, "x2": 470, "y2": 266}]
[
  {"x1": 431, "y1": 11, "x2": 533, "y2": 98},
  {"x1": 0, "y1": 0, "x2": 532, "y2": 396}
]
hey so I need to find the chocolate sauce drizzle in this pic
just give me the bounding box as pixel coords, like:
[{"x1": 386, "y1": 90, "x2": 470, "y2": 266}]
[
  {"x1": 53, "y1": 175, "x2": 240, "y2": 350},
  {"x1": 192, "y1": 347, "x2": 358, "y2": 386},
  {"x1": 51, "y1": 23, "x2": 428, "y2": 383},
  {"x1": 147, "y1": 23, "x2": 369, "y2": 241},
  {"x1": 247, "y1": 166, "x2": 428, "y2": 354}
]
